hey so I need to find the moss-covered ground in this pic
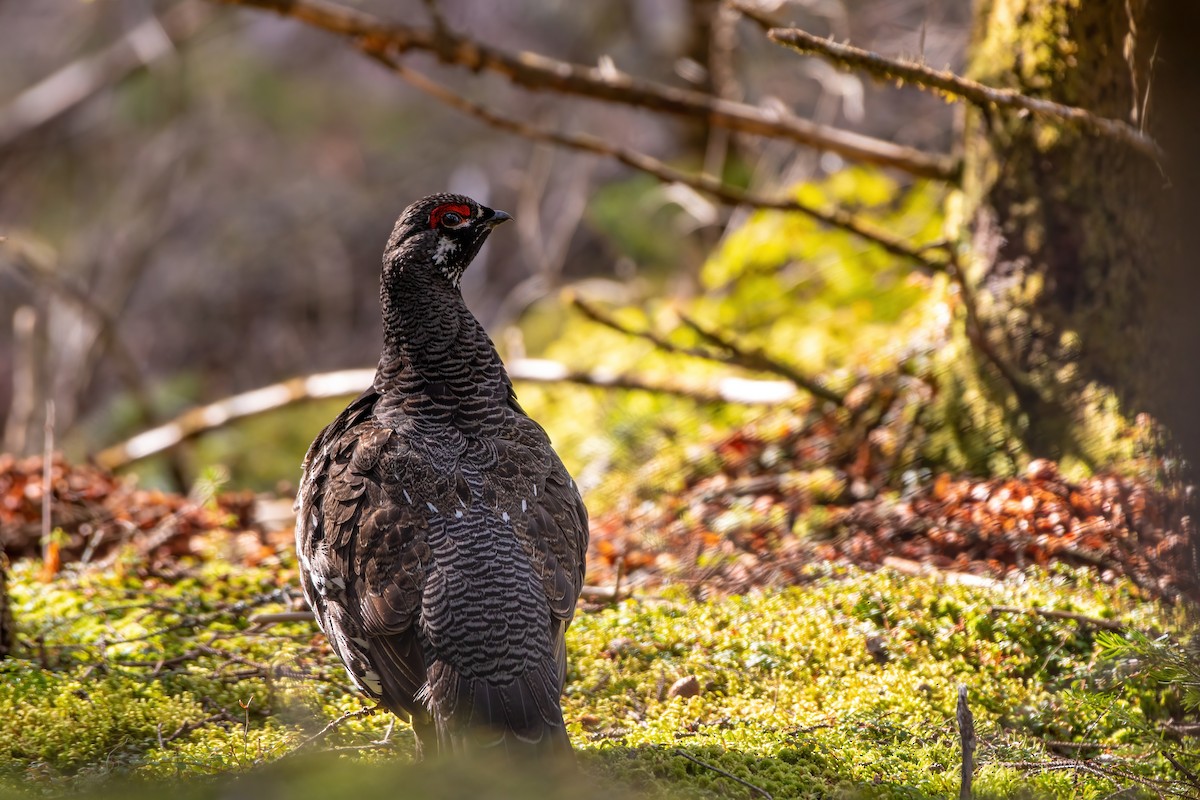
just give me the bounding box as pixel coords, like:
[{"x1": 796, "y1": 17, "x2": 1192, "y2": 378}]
[{"x1": 0, "y1": 553, "x2": 1192, "y2": 799}]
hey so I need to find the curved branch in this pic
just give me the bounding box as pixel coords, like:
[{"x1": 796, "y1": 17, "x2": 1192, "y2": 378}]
[
  {"x1": 209, "y1": 0, "x2": 957, "y2": 180},
  {"x1": 761, "y1": 24, "x2": 1164, "y2": 163},
  {"x1": 378, "y1": 56, "x2": 945, "y2": 268},
  {"x1": 93, "y1": 365, "x2": 799, "y2": 469}
]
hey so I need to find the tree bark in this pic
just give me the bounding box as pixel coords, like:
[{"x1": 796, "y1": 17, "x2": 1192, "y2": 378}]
[
  {"x1": 0, "y1": 554, "x2": 13, "y2": 659},
  {"x1": 952, "y1": 0, "x2": 1165, "y2": 470}
]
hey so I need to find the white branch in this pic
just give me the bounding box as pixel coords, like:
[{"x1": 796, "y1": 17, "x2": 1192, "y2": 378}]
[{"x1": 93, "y1": 363, "x2": 799, "y2": 469}]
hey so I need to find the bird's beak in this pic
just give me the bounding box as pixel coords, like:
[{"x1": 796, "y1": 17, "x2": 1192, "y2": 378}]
[{"x1": 485, "y1": 209, "x2": 513, "y2": 228}]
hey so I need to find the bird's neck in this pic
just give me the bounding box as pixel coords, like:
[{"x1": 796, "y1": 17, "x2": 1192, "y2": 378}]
[{"x1": 374, "y1": 263, "x2": 512, "y2": 427}]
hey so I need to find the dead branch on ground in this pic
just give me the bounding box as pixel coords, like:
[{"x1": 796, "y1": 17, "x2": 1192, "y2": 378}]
[
  {"x1": 93, "y1": 364, "x2": 798, "y2": 469},
  {"x1": 957, "y1": 685, "x2": 975, "y2": 800}
]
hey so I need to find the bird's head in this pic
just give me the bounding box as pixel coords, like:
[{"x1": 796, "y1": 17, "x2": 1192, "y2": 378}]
[{"x1": 383, "y1": 193, "x2": 512, "y2": 286}]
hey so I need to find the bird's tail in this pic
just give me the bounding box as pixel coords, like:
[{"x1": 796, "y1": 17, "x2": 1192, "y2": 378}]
[{"x1": 423, "y1": 660, "x2": 574, "y2": 759}]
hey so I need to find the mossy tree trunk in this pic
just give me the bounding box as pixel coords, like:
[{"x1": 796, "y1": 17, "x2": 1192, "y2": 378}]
[
  {"x1": 943, "y1": 0, "x2": 1166, "y2": 473},
  {"x1": 0, "y1": 555, "x2": 12, "y2": 658}
]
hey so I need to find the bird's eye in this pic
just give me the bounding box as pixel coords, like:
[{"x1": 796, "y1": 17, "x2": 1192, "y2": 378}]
[{"x1": 430, "y1": 203, "x2": 473, "y2": 230}]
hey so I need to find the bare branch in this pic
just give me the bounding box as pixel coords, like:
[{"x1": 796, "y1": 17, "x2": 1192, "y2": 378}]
[
  {"x1": 4, "y1": 308, "x2": 40, "y2": 454},
  {"x1": 510, "y1": 359, "x2": 798, "y2": 406},
  {"x1": 0, "y1": 2, "x2": 212, "y2": 151},
  {"x1": 572, "y1": 295, "x2": 843, "y2": 407},
  {"x1": 677, "y1": 312, "x2": 845, "y2": 406},
  {"x1": 292, "y1": 707, "x2": 380, "y2": 752},
  {"x1": 376, "y1": 57, "x2": 945, "y2": 267},
  {"x1": 93, "y1": 369, "x2": 374, "y2": 470},
  {"x1": 1, "y1": 240, "x2": 163, "y2": 445},
  {"x1": 209, "y1": 0, "x2": 957, "y2": 180},
  {"x1": 756, "y1": 22, "x2": 1164, "y2": 163},
  {"x1": 93, "y1": 364, "x2": 798, "y2": 469},
  {"x1": 570, "y1": 296, "x2": 719, "y2": 362}
]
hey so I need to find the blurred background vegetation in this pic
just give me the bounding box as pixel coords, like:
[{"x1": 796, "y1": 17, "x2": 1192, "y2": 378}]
[{"x1": 0, "y1": 0, "x2": 968, "y2": 493}]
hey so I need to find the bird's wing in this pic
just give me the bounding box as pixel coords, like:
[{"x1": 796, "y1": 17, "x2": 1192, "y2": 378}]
[
  {"x1": 487, "y1": 413, "x2": 588, "y2": 691},
  {"x1": 296, "y1": 393, "x2": 433, "y2": 720},
  {"x1": 477, "y1": 413, "x2": 588, "y2": 619}
]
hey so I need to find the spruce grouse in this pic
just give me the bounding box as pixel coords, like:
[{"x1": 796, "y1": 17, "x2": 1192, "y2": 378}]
[{"x1": 295, "y1": 194, "x2": 588, "y2": 757}]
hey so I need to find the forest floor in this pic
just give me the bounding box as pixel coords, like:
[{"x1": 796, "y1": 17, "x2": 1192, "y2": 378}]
[
  {"x1": 0, "y1": 401, "x2": 1198, "y2": 799},
  {"x1": 2, "y1": 402, "x2": 1195, "y2": 604}
]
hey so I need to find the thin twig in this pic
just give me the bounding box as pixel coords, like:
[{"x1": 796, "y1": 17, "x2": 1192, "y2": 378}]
[
  {"x1": 0, "y1": 2, "x2": 212, "y2": 150},
  {"x1": 378, "y1": 57, "x2": 942, "y2": 267},
  {"x1": 758, "y1": 23, "x2": 1164, "y2": 163},
  {"x1": 570, "y1": 296, "x2": 843, "y2": 406},
  {"x1": 989, "y1": 605, "x2": 1127, "y2": 632},
  {"x1": 41, "y1": 401, "x2": 55, "y2": 567},
  {"x1": 677, "y1": 313, "x2": 845, "y2": 406},
  {"x1": 157, "y1": 711, "x2": 237, "y2": 745},
  {"x1": 570, "y1": 296, "x2": 721, "y2": 361},
  {"x1": 211, "y1": 0, "x2": 956, "y2": 180},
  {"x1": 1161, "y1": 750, "x2": 1199, "y2": 786},
  {"x1": 957, "y1": 685, "x2": 976, "y2": 800},
  {"x1": 373, "y1": 717, "x2": 396, "y2": 746},
  {"x1": 294, "y1": 707, "x2": 380, "y2": 752},
  {"x1": 1, "y1": 240, "x2": 164, "y2": 450},
  {"x1": 674, "y1": 749, "x2": 774, "y2": 800}
]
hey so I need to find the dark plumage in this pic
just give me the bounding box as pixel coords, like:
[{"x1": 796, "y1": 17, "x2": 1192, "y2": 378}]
[{"x1": 295, "y1": 193, "x2": 588, "y2": 758}]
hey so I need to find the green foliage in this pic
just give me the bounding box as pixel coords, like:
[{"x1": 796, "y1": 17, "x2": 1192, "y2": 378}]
[
  {"x1": 587, "y1": 174, "x2": 705, "y2": 276},
  {"x1": 0, "y1": 558, "x2": 1190, "y2": 798},
  {"x1": 695, "y1": 169, "x2": 945, "y2": 373},
  {"x1": 1097, "y1": 629, "x2": 1200, "y2": 712},
  {"x1": 1089, "y1": 626, "x2": 1200, "y2": 795},
  {"x1": 519, "y1": 169, "x2": 950, "y2": 511}
]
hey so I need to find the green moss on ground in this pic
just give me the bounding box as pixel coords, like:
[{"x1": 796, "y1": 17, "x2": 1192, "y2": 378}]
[{"x1": 0, "y1": 557, "x2": 1190, "y2": 798}]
